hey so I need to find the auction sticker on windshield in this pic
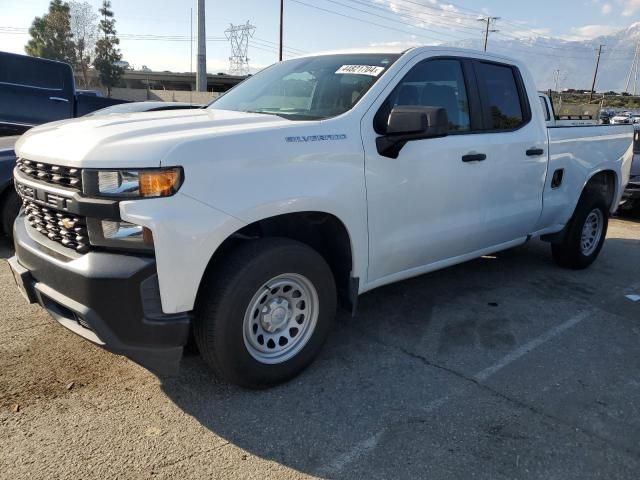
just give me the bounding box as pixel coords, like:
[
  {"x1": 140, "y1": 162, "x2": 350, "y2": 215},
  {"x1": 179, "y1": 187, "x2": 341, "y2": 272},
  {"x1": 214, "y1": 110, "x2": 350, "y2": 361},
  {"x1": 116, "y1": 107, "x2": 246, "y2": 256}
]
[{"x1": 336, "y1": 65, "x2": 385, "y2": 76}]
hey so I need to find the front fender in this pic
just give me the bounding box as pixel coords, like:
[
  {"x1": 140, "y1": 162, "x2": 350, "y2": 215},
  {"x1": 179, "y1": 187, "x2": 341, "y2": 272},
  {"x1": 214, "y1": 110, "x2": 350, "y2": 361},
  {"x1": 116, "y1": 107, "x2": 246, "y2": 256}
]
[{"x1": 120, "y1": 193, "x2": 246, "y2": 314}]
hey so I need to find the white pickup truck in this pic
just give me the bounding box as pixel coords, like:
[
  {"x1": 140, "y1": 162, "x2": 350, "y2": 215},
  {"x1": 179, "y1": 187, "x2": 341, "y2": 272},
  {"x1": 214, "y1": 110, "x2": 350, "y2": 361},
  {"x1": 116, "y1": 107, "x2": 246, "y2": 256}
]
[{"x1": 9, "y1": 47, "x2": 634, "y2": 388}]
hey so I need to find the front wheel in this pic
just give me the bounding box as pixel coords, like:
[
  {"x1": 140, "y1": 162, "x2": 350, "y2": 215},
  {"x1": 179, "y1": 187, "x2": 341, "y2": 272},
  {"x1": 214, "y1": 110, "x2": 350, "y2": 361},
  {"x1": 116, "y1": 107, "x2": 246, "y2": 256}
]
[
  {"x1": 551, "y1": 192, "x2": 609, "y2": 270},
  {"x1": 194, "y1": 238, "x2": 337, "y2": 388}
]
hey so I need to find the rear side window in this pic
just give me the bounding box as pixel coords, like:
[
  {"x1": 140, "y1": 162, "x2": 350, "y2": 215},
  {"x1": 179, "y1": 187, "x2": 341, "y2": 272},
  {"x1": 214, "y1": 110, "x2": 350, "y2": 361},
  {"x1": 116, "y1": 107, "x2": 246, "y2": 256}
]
[
  {"x1": 0, "y1": 55, "x2": 65, "y2": 90},
  {"x1": 379, "y1": 59, "x2": 471, "y2": 133},
  {"x1": 476, "y1": 62, "x2": 527, "y2": 130}
]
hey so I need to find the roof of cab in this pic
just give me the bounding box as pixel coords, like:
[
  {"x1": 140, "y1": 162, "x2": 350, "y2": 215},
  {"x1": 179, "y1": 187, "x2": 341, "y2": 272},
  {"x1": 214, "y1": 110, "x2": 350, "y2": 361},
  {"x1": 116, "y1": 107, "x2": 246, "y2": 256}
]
[{"x1": 294, "y1": 45, "x2": 519, "y2": 64}]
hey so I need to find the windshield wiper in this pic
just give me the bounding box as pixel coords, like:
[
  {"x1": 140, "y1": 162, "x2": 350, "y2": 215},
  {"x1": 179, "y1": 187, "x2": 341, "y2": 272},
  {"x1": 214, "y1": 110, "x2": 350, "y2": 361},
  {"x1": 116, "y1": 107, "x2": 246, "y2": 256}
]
[{"x1": 244, "y1": 110, "x2": 288, "y2": 119}]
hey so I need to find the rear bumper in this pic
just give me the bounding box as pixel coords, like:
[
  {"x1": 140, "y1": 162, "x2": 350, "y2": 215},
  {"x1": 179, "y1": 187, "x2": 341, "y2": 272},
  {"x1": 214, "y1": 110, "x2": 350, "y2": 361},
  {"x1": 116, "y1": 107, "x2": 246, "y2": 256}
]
[{"x1": 10, "y1": 214, "x2": 191, "y2": 374}]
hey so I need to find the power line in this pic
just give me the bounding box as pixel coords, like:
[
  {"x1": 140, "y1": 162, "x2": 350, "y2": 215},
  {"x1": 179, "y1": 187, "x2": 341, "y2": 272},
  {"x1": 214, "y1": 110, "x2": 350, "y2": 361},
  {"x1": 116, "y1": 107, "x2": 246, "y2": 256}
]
[
  {"x1": 288, "y1": 0, "x2": 474, "y2": 44},
  {"x1": 339, "y1": 0, "x2": 487, "y2": 35},
  {"x1": 317, "y1": 0, "x2": 474, "y2": 42}
]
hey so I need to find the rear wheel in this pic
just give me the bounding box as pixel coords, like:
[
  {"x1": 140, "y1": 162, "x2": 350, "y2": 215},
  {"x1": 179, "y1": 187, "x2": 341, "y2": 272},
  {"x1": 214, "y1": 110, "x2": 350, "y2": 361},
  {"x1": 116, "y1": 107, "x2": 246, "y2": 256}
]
[
  {"x1": 194, "y1": 238, "x2": 337, "y2": 388},
  {"x1": 551, "y1": 192, "x2": 609, "y2": 270}
]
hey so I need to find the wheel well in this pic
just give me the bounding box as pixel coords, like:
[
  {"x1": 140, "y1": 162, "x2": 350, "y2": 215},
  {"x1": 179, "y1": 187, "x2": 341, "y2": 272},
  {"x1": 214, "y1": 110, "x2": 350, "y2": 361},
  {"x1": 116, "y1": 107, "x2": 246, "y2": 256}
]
[
  {"x1": 583, "y1": 170, "x2": 617, "y2": 211},
  {"x1": 206, "y1": 212, "x2": 356, "y2": 310}
]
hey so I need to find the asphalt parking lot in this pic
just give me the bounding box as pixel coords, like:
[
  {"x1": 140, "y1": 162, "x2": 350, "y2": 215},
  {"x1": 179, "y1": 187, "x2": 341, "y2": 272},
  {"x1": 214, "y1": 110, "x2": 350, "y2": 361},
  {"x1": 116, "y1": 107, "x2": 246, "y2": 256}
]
[{"x1": 1, "y1": 214, "x2": 640, "y2": 479}]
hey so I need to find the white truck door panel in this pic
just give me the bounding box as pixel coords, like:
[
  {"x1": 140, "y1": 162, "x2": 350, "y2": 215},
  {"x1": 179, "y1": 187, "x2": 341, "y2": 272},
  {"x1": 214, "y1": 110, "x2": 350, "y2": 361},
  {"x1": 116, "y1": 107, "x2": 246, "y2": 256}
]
[
  {"x1": 362, "y1": 55, "x2": 547, "y2": 283},
  {"x1": 364, "y1": 133, "x2": 490, "y2": 281},
  {"x1": 468, "y1": 61, "x2": 547, "y2": 248}
]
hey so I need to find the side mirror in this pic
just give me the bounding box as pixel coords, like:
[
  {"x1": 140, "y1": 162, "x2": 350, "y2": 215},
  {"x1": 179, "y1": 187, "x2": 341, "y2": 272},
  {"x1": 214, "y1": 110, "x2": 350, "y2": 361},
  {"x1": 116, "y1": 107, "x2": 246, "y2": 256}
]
[{"x1": 376, "y1": 106, "x2": 449, "y2": 158}]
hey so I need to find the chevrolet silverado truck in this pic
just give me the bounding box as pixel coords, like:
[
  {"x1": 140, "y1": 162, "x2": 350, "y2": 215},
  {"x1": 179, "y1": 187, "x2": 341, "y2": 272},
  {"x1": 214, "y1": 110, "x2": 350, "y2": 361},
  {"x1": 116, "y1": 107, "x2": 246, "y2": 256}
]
[{"x1": 9, "y1": 47, "x2": 634, "y2": 388}]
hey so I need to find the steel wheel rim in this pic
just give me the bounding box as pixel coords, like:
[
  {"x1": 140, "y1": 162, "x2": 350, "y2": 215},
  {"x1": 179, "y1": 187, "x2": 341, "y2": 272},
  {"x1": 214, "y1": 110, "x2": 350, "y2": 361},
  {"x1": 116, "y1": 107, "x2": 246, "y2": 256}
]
[
  {"x1": 243, "y1": 273, "x2": 319, "y2": 364},
  {"x1": 581, "y1": 209, "x2": 604, "y2": 256}
]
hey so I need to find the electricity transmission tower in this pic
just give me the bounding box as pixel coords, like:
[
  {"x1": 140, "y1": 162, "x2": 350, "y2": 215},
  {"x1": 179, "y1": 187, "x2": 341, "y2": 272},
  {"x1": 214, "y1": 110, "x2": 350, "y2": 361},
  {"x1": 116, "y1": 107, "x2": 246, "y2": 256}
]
[
  {"x1": 625, "y1": 40, "x2": 640, "y2": 94},
  {"x1": 225, "y1": 21, "x2": 256, "y2": 76}
]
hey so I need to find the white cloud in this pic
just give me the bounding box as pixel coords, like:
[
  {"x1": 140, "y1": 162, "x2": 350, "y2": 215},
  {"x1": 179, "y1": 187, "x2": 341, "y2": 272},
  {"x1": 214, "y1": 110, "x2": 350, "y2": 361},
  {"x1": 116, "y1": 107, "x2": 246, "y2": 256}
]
[
  {"x1": 623, "y1": 0, "x2": 640, "y2": 16},
  {"x1": 602, "y1": 3, "x2": 612, "y2": 14},
  {"x1": 560, "y1": 24, "x2": 622, "y2": 41},
  {"x1": 508, "y1": 27, "x2": 552, "y2": 39}
]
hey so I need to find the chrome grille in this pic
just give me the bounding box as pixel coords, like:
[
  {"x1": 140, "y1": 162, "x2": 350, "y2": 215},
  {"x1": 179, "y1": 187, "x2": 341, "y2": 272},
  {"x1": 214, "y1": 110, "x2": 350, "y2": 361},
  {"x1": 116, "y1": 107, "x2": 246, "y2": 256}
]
[
  {"x1": 16, "y1": 158, "x2": 82, "y2": 191},
  {"x1": 24, "y1": 202, "x2": 91, "y2": 253}
]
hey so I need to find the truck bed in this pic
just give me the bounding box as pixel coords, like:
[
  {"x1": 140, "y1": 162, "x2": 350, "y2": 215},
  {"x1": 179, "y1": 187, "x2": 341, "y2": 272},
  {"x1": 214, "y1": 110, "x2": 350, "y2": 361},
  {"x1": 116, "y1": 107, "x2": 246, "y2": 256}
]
[{"x1": 536, "y1": 124, "x2": 634, "y2": 232}]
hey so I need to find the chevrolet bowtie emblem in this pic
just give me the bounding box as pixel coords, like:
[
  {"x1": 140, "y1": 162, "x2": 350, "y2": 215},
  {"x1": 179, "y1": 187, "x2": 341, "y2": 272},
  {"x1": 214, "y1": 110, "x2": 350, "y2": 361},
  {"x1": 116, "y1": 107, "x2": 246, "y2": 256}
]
[{"x1": 61, "y1": 218, "x2": 75, "y2": 229}]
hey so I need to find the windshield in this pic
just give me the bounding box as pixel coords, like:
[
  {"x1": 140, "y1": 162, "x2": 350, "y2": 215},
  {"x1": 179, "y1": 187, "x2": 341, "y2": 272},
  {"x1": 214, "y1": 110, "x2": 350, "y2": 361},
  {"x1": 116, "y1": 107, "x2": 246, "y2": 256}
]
[{"x1": 208, "y1": 54, "x2": 401, "y2": 120}]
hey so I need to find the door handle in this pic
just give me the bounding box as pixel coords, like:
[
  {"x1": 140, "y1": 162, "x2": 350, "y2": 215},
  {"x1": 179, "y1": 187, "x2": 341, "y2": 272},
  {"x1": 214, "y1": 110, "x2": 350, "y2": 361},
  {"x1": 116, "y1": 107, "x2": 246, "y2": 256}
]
[
  {"x1": 462, "y1": 153, "x2": 487, "y2": 163},
  {"x1": 526, "y1": 148, "x2": 545, "y2": 157},
  {"x1": 49, "y1": 96, "x2": 70, "y2": 103}
]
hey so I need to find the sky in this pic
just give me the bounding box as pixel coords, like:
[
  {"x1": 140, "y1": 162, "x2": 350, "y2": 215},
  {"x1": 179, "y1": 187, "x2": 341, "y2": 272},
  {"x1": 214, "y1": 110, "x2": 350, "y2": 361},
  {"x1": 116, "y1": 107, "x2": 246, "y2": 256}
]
[{"x1": 1, "y1": 0, "x2": 640, "y2": 74}]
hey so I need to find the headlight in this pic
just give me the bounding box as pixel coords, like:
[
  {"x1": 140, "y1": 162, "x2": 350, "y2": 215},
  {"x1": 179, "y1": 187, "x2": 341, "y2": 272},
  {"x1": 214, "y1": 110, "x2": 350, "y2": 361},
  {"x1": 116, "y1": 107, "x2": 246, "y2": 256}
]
[
  {"x1": 82, "y1": 167, "x2": 183, "y2": 198},
  {"x1": 87, "y1": 218, "x2": 154, "y2": 252}
]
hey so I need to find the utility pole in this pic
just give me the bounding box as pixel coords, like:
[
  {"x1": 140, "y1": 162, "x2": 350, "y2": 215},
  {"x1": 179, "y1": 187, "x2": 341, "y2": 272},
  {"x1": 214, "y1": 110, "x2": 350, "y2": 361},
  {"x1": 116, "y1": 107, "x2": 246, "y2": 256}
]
[
  {"x1": 589, "y1": 44, "x2": 604, "y2": 102},
  {"x1": 479, "y1": 16, "x2": 500, "y2": 52},
  {"x1": 279, "y1": 0, "x2": 284, "y2": 62},
  {"x1": 196, "y1": 0, "x2": 207, "y2": 92}
]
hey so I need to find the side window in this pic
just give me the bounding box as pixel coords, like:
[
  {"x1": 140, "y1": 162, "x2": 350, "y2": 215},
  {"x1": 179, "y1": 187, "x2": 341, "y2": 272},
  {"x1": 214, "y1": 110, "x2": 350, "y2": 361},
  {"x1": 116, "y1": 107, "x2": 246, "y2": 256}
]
[
  {"x1": 539, "y1": 96, "x2": 551, "y2": 122},
  {"x1": 476, "y1": 62, "x2": 527, "y2": 130},
  {"x1": 0, "y1": 55, "x2": 65, "y2": 90},
  {"x1": 378, "y1": 59, "x2": 471, "y2": 133}
]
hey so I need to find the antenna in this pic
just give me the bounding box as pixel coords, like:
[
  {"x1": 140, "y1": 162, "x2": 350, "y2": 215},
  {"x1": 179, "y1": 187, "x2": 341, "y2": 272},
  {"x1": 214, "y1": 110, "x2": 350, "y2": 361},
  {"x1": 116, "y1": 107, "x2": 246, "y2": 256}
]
[{"x1": 225, "y1": 21, "x2": 256, "y2": 76}]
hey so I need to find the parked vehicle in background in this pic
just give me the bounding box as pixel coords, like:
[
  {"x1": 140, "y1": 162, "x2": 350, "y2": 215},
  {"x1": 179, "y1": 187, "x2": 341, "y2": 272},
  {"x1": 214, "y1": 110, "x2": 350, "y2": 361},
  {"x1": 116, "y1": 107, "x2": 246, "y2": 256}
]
[
  {"x1": 85, "y1": 101, "x2": 203, "y2": 116},
  {"x1": 77, "y1": 89, "x2": 103, "y2": 97},
  {"x1": 0, "y1": 52, "x2": 127, "y2": 136},
  {"x1": 632, "y1": 114, "x2": 640, "y2": 124},
  {"x1": 611, "y1": 112, "x2": 633, "y2": 124},
  {"x1": 599, "y1": 111, "x2": 612, "y2": 124},
  {"x1": 0, "y1": 136, "x2": 19, "y2": 239},
  {"x1": 9, "y1": 47, "x2": 634, "y2": 388}
]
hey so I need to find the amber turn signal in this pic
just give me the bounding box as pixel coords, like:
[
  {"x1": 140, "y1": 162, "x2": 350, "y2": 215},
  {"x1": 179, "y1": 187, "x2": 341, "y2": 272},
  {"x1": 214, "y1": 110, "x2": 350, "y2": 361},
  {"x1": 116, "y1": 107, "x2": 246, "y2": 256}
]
[{"x1": 139, "y1": 168, "x2": 182, "y2": 197}]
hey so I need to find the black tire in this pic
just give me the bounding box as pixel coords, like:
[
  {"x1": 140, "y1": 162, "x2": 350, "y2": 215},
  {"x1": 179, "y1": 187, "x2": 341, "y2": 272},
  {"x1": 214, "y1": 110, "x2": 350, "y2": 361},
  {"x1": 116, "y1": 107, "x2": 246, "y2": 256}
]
[
  {"x1": 551, "y1": 192, "x2": 609, "y2": 270},
  {"x1": 1, "y1": 189, "x2": 21, "y2": 241},
  {"x1": 194, "y1": 238, "x2": 337, "y2": 389}
]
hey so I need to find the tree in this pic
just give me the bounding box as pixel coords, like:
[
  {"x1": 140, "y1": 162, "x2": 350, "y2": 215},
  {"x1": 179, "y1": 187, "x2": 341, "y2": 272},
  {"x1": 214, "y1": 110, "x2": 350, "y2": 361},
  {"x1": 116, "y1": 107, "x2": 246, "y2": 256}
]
[
  {"x1": 69, "y1": 1, "x2": 98, "y2": 88},
  {"x1": 25, "y1": 0, "x2": 75, "y2": 63},
  {"x1": 93, "y1": 0, "x2": 123, "y2": 96}
]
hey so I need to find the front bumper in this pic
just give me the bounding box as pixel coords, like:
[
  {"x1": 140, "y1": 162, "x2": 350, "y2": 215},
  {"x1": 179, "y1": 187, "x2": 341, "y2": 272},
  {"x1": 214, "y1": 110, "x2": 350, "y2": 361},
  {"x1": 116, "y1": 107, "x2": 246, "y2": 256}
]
[{"x1": 10, "y1": 214, "x2": 191, "y2": 374}]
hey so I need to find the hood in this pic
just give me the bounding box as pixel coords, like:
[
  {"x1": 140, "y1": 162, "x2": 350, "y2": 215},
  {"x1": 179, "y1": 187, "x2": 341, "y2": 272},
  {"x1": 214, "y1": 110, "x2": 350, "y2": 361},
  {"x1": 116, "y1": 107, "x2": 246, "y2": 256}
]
[{"x1": 15, "y1": 109, "x2": 293, "y2": 168}]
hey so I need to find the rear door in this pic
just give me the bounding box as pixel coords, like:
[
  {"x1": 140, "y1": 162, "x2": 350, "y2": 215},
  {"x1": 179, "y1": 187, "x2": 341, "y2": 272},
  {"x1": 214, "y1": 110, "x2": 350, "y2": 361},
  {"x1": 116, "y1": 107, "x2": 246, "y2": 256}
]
[
  {"x1": 470, "y1": 60, "x2": 548, "y2": 247},
  {"x1": 0, "y1": 53, "x2": 73, "y2": 127}
]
